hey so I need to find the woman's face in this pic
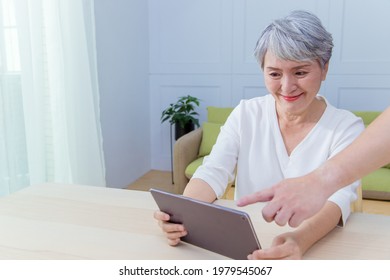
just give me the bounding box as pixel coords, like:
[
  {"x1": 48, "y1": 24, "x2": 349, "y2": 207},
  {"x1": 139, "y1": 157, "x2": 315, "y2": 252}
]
[{"x1": 263, "y1": 51, "x2": 328, "y2": 116}]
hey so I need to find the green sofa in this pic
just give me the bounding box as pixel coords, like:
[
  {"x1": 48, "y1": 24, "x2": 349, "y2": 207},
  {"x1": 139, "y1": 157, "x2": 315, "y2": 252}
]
[
  {"x1": 173, "y1": 106, "x2": 233, "y2": 194},
  {"x1": 173, "y1": 107, "x2": 390, "y2": 201}
]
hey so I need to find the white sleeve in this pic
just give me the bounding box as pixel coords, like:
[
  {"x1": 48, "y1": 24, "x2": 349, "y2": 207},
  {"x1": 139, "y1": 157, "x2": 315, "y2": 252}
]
[{"x1": 191, "y1": 105, "x2": 241, "y2": 198}]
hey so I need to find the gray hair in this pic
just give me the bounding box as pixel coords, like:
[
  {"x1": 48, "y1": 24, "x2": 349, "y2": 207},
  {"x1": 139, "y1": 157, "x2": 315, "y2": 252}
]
[{"x1": 254, "y1": 10, "x2": 333, "y2": 69}]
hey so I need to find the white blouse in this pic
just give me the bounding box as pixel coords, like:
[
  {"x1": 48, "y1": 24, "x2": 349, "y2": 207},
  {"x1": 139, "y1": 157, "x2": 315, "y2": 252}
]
[{"x1": 192, "y1": 94, "x2": 365, "y2": 225}]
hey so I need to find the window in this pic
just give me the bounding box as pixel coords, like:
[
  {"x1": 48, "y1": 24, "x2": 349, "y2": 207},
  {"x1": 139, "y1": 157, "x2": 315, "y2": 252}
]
[
  {"x1": 1, "y1": 0, "x2": 105, "y2": 195},
  {"x1": 0, "y1": 0, "x2": 21, "y2": 72}
]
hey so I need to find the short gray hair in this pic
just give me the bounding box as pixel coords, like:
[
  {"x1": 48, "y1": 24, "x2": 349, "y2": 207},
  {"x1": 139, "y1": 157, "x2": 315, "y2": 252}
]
[{"x1": 254, "y1": 10, "x2": 333, "y2": 69}]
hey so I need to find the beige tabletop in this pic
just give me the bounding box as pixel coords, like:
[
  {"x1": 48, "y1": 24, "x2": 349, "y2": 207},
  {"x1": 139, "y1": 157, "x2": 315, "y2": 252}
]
[{"x1": 0, "y1": 183, "x2": 389, "y2": 260}]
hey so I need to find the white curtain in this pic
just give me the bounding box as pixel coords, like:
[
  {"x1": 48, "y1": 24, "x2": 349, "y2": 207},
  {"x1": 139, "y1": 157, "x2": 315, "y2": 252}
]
[{"x1": 0, "y1": 0, "x2": 106, "y2": 195}]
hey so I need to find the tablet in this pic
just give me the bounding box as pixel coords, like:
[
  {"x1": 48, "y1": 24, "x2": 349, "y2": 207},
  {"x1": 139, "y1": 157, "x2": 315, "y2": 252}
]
[{"x1": 150, "y1": 188, "x2": 261, "y2": 259}]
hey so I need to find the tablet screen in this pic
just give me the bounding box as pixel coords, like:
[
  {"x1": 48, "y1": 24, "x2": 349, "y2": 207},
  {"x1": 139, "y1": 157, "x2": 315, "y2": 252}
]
[{"x1": 150, "y1": 188, "x2": 261, "y2": 259}]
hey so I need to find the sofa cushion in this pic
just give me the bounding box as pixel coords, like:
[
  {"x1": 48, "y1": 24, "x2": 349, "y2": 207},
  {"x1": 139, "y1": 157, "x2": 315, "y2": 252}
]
[
  {"x1": 185, "y1": 157, "x2": 204, "y2": 179},
  {"x1": 207, "y1": 106, "x2": 234, "y2": 124},
  {"x1": 362, "y1": 168, "x2": 390, "y2": 200},
  {"x1": 198, "y1": 106, "x2": 233, "y2": 157},
  {"x1": 185, "y1": 107, "x2": 233, "y2": 180},
  {"x1": 352, "y1": 111, "x2": 382, "y2": 126},
  {"x1": 198, "y1": 122, "x2": 222, "y2": 156}
]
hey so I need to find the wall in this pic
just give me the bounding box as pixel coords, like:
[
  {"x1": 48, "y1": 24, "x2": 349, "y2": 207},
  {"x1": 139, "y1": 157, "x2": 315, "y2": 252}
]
[
  {"x1": 95, "y1": 0, "x2": 150, "y2": 188},
  {"x1": 149, "y1": 0, "x2": 390, "y2": 170}
]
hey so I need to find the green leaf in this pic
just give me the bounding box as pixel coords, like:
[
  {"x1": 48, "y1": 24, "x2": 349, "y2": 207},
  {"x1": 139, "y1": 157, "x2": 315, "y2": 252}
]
[{"x1": 160, "y1": 95, "x2": 201, "y2": 126}]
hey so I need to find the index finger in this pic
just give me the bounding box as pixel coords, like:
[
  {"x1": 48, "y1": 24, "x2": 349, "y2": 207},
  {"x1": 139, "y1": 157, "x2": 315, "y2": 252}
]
[{"x1": 236, "y1": 188, "x2": 275, "y2": 207}]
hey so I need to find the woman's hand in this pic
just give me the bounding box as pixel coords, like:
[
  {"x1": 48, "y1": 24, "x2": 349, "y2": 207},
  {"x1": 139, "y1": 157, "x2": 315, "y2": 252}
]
[
  {"x1": 153, "y1": 179, "x2": 216, "y2": 246},
  {"x1": 153, "y1": 210, "x2": 187, "y2": 246},
  {"x1": 247, "y1": 232, "x2": 303, "y2": 260}
]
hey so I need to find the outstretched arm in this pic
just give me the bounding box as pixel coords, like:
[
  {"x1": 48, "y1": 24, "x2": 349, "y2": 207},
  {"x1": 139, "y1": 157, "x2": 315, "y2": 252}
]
[{"x1": 237, "y1": 107, "x2": 390, "y2": 227}]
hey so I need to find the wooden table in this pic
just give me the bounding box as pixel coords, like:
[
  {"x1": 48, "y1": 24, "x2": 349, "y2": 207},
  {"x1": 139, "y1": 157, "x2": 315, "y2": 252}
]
[{"x1": 0, "y1": 183, "x2": 389, "y2": 259}]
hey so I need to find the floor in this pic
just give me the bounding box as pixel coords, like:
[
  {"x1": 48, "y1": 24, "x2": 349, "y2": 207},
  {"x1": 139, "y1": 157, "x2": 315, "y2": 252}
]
[{"x1": 127, "y1": 169, "x2": 390, "y2": 216}]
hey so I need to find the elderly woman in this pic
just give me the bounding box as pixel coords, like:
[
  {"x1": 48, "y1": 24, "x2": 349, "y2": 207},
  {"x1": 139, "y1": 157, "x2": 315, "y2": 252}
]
[{"x1": 154, "y1": 10, "x2": 364, "y2": 259}]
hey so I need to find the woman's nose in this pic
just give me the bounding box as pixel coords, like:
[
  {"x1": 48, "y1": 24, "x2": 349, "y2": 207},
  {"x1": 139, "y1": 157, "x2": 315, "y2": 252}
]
[{"x1": 280, "y1": 75, "x2": 298, "y2": 94}]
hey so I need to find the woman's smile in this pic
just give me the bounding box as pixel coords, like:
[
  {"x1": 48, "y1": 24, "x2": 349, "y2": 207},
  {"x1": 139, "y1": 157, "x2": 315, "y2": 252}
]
[{"x1": 281, "y1": 92, "x2": 304, "y2": 102}]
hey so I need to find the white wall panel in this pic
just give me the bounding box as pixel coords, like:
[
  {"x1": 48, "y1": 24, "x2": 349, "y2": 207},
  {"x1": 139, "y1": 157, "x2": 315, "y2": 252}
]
[
  {"x1": 231, "y1": 75, "x2": 267, "y2": 105},
  {"x1": 329, "y1": 0, "x2": 390, "y2": 75},
  {"x1": 338, "y1": 88, "x2": 390, "y2": 111},
  {"x1": 149, "y1": 0, "x2": 233, "y2": 74},
  {"x1": 326, "y1": 75, "x2": 390, "y2": 111}
]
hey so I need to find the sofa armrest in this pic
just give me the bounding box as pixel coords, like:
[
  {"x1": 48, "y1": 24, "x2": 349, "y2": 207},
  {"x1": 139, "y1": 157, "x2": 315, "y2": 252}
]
[{"x1": 173, "y1": 127, "x2": 203, "y2": 194}]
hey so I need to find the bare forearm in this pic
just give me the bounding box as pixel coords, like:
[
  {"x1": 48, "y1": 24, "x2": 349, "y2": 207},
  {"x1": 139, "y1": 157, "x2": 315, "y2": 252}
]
[
  {"x1": 183, "y1": 178, "x2": 217, "y2": 203},
  {"x1": 311, "y1": 107, "x2": 390, "y2": 197},
  {"x1": 294, "y1": 201, "x2": 341, "y2": 255}
]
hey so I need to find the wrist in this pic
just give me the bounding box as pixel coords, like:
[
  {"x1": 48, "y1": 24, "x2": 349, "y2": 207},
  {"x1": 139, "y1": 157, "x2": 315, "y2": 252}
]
[{"x1": 308, "y1": 165, "x2": 340, "y2": 200}]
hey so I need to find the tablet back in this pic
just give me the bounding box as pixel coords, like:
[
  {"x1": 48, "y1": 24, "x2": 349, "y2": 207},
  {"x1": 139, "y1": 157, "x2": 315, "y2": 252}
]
[{"x1": 150, "y1": 188, "x2": 261, "y2": 259}]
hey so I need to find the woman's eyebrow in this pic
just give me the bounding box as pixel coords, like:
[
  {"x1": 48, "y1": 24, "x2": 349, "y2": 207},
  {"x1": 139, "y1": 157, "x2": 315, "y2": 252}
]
[{"x1": 265, "y1": 64, "x2": 312, "y2": 71}]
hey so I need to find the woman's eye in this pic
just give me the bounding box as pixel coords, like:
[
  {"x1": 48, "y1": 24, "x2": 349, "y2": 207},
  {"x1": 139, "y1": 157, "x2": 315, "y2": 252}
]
[
  {"x1": 269, "y1": 72, "x2": 280, "y2": 78},
  {"x1": 296, "y1": 71, "x2": 308, "y2": 76}
]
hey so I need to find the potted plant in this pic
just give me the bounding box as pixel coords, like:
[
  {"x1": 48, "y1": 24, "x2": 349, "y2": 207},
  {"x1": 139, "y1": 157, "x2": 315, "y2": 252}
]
[{"x1": 161, "y1": 95, "x2": 200, "y2": 140}]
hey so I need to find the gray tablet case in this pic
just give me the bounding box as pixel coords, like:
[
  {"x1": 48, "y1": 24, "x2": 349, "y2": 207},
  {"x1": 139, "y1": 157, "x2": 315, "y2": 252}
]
[{"x1": 150, "y1": 188, "x2": 261, "y2": 260}]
